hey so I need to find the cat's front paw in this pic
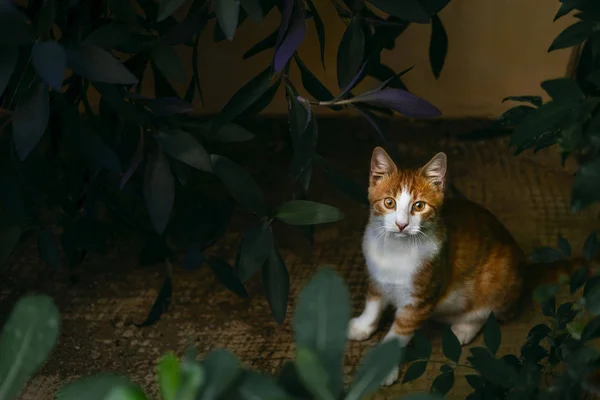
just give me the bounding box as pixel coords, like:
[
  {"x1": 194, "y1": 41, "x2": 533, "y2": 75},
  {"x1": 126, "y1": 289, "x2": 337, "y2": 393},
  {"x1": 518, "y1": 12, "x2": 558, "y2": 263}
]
[
  {"x1": 348, "y1": 317, "x2": 375, "y2": 341},
  {"x1": 382, "y1": 366, "x2": 399, "y2": 386}
]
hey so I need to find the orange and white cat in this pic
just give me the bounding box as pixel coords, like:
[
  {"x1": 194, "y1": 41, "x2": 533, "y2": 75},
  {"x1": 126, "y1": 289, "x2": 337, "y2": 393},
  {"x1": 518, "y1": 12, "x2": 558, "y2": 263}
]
[{"x1": 349, "y1": 147, "x2": 588, "y2": 386}]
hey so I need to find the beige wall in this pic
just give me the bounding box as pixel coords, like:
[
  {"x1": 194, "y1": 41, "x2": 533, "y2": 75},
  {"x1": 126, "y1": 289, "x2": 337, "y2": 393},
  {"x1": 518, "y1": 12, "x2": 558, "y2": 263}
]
[{"x1": 169, "y1": 0, "x2": 576, "y2": 119}]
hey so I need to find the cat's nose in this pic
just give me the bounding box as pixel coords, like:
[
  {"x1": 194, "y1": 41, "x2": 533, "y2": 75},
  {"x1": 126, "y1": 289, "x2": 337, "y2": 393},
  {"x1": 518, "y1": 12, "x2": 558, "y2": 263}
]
[{"x1": 396, "y1": 222, "x2": 408, "y2": 231}]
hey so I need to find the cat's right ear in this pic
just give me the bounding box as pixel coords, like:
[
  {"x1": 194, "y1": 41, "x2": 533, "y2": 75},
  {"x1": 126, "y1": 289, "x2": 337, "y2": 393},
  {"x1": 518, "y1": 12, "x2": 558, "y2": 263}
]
[{"x1": 370, "y1": 147, "x2": 397, "y2": 184}]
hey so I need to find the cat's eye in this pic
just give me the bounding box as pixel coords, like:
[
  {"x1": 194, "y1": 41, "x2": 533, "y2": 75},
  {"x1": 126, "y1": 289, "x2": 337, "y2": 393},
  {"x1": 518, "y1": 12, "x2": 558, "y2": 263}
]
[
  {"x1": 413, "y1": 201, "x2": 426, "y2": 211},
  {"x1": 383, "y1": 197, "x2": 396, "y2": 209}
]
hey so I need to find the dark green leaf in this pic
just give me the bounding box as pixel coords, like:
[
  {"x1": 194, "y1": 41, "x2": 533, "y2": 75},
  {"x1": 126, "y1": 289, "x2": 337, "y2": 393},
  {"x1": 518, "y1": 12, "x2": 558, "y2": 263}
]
[
  {"x1": 215, "y1": 0, "x2": 239, "y2": 41},
  {"x1": 287, "y1": 95, "x2": 317, "y2": 182},
  {"x1": 557, "y1": 302, "x2": 577, "y2": 328},
  {"x1": 237, "y1": 220, "x2": 273, "y2": 282},
  {"x1": 0, "y1": 45, "x2": 17, "y2": 96},
  {"x1": 412, "y1": 330, "x2": 432, "y2": 360},
  {"x1": 554, "y1": 2, "x2": 574, "y2": 21},
  {"x1": 66, "y1": 45, "x2": 138, "y2": 84},
  {"x1": 243, "y1": 30, "x2": 277, "y2": 59},
  {"x1": 465, "y1": 374, "x2": 484, "y2": 389},
  {"x1": 31, "y1": 41, "x2": 65, "y2": 91},
  {"x1": 211, "y1": 67, "x2": 273, "y2": 133},
  {"x1": 108, "y1": 0, "x2": 138, "y2": 24},
  {"x1": 199, "y1": 349, "x2": 240, "y2": 400},
  {"x1": 235, "y1": 370, "x2": 290, "y2": 400},
  {"x1": 549, "y1": 21, "x2": 594, "y2": 52},
  {"x1": 134, "y1": 277, "x2": 172, "y2": 327},
  {"x1": 78, "y1": 129, "x2": 123, "y2": 174},
  {"x1": 0, "y1": 2, "x2": 35, "y2": 45},
  {"x1": 157, "y1": 0, "x2": 186, "y2": 21},
  {"x1": 532, "y1": 283, "x2": 559, "y2": 304},
  {"x1": 430, "y1": 370, "x2": 454, "y2": 395},
  {"x1": 144, "y1": 148, "x2": 174, "y2": 234},
  {"x1": 346, "y1": 339, "x2": 404, "y2": 400},
  {"x1": 399, "y1": 394, "x2": 443, "y2": 400},
  {"x1": 541, "y1": 78, "x2": 584, "y2": 103},
  {"x1": 177, "y1": 361, "x2": 205, "y2": 400},
  {"x1": 529, "y1": 246, "x2": 565, "y2": 263},
  {"x1": 207, "y1": 257, "x2": 248, "y2": 297},
  {"x1": 584, "y1": 231, "x2": 598, "y2": 261},
  {"x1": 570, "y1": 266, "x2": 589, "y2": 294},
  {"x1": 275, "y1": 200, "x2": 344, "y2": 226},
  {"x1": 157, "y1": 129, "x2": 211, "y2": 172},
  {"x1": 420, "y1": 0, "x2": 451, "y2": 15},
  {"x1": 441, "y1": 326, "x2": 461, "y2": 363},
  {"x1": 557, "y1": 234, "x2": 572, "y2": 257},
  {"x1": 12, "y1": 82, "x2": 49, "y2": 161},
  {"x1": 510, "y1": 101, "x2": 573, "y2": 150},
  {"x1": 467, "y1": 348, "x2": 518, "y2": 389},
  {"x1": 210, "y1": 155, "x2": 268, "y2": 216},
  {"x1": 337, "y1": 17, "x2": 365, "y2": 89},
  {"x1": 57, "y1": 373, "x2": 140, "y2": 400},
  {"x1": 0, "y1": 224, "x2": 22, "y2": 268},
  {"x1": 197, "y1": 122, "x2": 255, "y2": 143},
  {"x1": 306, "y1": 0, "x2": 326, "y2": 68},
  {"x1": 151, "y1": 40, "x2": 186, "y2": 83},
  {"x1": 262, "y1": 246, "x2": 289, "y2": 324},
  {"x1": 293, "y1": 267, "x2": 350, "y2": 396},
  {"x1": 428, "y1": 15, "x2": 447, "y2": 79},
  {"x1": 240, "y1": 0, "x2": 263, "y2": 23},
  {"x1": 502, "y1": 95, "x2": 543, "y2": 107},
  {"x1": 402, "y1": 360, "x2": 427, "y2": 383},
  {"x1": 367, "y1": 0, "x2": 430, "y2": 23},
  {"x1": 483, "y1": 313, "x2": 501, "y2": 355},
  {"x1": 586, "y1": 284, "x2": 600, "y2": 316},
  {"x1": 582, "y1": 316, "x2": 600, "y2": 341},
  {"x1": 37, "y1": 229, "x2": 61, "y2": 269},
  {"x1": 571, "y1": 157, "x2": 600, "y2": 212},
  {"x1": 295, "y1": 348, "x2": 335, "y2": 400},
  {"x1": 295, "y1": 55, "x2": 333, "y2": 101},
  {"x1": 0, "y1": 295, "x2": 60, "y2": 400},
  {"x1": 158, "y1": 352, "x2": 181, "y2": 400}
]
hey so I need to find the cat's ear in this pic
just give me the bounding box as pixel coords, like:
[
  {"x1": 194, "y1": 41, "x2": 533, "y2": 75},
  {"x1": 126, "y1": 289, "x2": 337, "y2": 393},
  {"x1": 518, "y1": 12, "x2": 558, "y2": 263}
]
[
  {"x1": 370, "y1": 147, "x2": 397, "y2": 183},
  {"x1": 421, "y1": 152, "x2": 447, "y2": 189}
]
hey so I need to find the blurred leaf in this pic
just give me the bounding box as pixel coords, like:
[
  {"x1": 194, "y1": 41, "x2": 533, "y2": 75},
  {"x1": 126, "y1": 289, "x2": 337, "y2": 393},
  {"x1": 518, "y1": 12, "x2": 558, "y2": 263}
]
[
  {"x1": 0, "y1": 45, "x2": 17, "y2": 96},
  {"x1": 13, "y1": 83, "x2": 50, "y2": 161},
  {"x1": 541, "y1": 78, "x2": 584, "y2": 103},
  {"x1": 31, "y1": 41, "x2": 65, "y2": 91},
  {"x1": 238, "y1": 79, "x2": 281, "y2": 119},
  {"x1": 0, "y1": 295, "x2": 60, "y2": 400},
  {"x1": 483, "y1": 313, "x2": 501, "y2": 356},
  {"x1": 502, "y1": 95, "x2": 543, "y2": 107},
  {"x1": 549, "y1": 21, "x2": 594, "y2": 52},
  {"x1": 151, "y1": 40, "x2": 186, "y2": 83},
  {"x1": 183, "y1": 243, "x2": 204, "y2": 271},
  {"x1": 262, "y1": 246, "x2": 289, "y2": 324},
  {"x1": 295, "y1": 348, "x2": 335, "y2": 400},
  {"x1": 211, "y1": 67, "x2": 273, "y2": 133},
  {"x1": 583, "y1": 231, "x2": 598, "y2": 261},
  {"x1": 582, "y1": 316, "x2": 600, "y2": 341},
  {"x1": 420, "y1": 0, "x2": 451, "y2": 15},
  {"x1": 557, "y1": 234, "x2": 571, "y2": 257},
  {"x1": 243, "y1": 30, "x2": 277, "y2": 59},
  {"x1": 275, "y1": 200, "x2": 344, "y2": 226},
  {"x1": 402, "y1": 361, "x2": 427, "y2": 383},
  {"x1": 206, "y1": 257, "x2": 248, "y2": 297},
  {"x1": 306, "y1": 0, "x2": 325, "y2": 68},
  {"x1": 66, "y1": 45, "x2": 138, "y2": 84},
  {"x1": 570, "y1": 266, "x2": 589, "y2": 294},
  {"x1": 0, "y1": 1, "x2": 35, "y2": 45},
  {"x1": 210, "y1": 155, "x2": 268, "y2": 216},
  {"x1": 367, "y1": 0, "x2": 430, "y2": 23},
  {"x1": 235, "y1": 371, "x2": 291, "y2": 400},
  {"x1": 529, "y1": 246, "x2": 565, "y2": 263},
  {"x1": 465, "y1": 374, "x2": 484, "y2": 390},
  {"x1": 467, "y1": 347, "x2": 518, "y2": 389},
  {"x1": 167, "y1": 7, "x2": 209, "y2": 45},
  {"x1": 197, "y1": 122, "x2": 255, "y2": 143},
  {"x1": 134, "y1": 276, "x2": 172, "y2": 327},
  {"x1": 428, "y1": 15, "x2": 447, "y2": 79},
  {"x1": 37, "y1": 229, "x2": 61, "y2": 270},
  {"x1": 586, "y1": 284, "x2": 600, "y2": 316},
  {"x1": 274, "y1": 7, "x2": 306, "y2": 73},
  {"x1": 532, "y1": 283, "x2": 559, "y2": 304},
  {"x1": 316, "y1": 156, "x2": 368, "y2": 205},
  {"x1": 346, "y1": 339, "x2": 404, "y2": 400},
  {"x1": 157, "y1": 129, "x2": 211, "y2": 172},
  {"x1": 237, "y1": 220, "x2": 273, "y2": 282},
  {"x1": 288, "y1": 95, "x2": 317, "y2": 182},
  {"x1": 57, "y1": 374, "x2": 140, "y2": 400},
  {"x1": 240, "y1": 0, "x2": 264, "y2": 23},
  {"x1": 276, "y1": 362, "x2": 312, "y2": 399},
  {"x1": 199, "y1": 349, "x2": 240, "y2": 400},
  {"x1": 149, "y1": 97, "x2": 193, "y2": 116},
  {"x1": 158, "y1": 352, "x2": 181, "y2": 400},
  {"x1": 215, "y1": 0, "x2": 240, "y2": 40},
  {"x1": 430, "y1": 370, "x2": 454, "y2": 395},
  {"x1": 157, "y1": 0, "x2": 186, "y2": 21},
  {"x1": 293, "y1": 267, "x2": 350, "y2": 396},
  {"x1": 144, "y1": 148, "x2": 174, "y2": 234},
  {"x1": 557, "y1": 302, "x2": 577, "y2": 328},
  {"x1": 441, "y1": 326, "x2": 461, "y2": 363},
  {"x1": 349, "y1": 88, "x2": 441, "y2": 118},
  {"x1": 295, "y1": 55, "x2": 334, "y2": 101},
  {"x1": 213, "y1": 8, "x2": 247, "y2": 42},
  {"x1": 108, "y1": 0, "x2": 138, "y2": 24},
  {"x1": 337, "y1": 17, "x2": 365, "y2": 89},
  {"x1": 571, "y1": 157, "x2": 600, "y2": 213},
  {"x1": 411, "y1": 330, "x2": 432, "y2": 360},
  {"x1": 177, "y1": 360, "x2": 204, "y2": 400}
]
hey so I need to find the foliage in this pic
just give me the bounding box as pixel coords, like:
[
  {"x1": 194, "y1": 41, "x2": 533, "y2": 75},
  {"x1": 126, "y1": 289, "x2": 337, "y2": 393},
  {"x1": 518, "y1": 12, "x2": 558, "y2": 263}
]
[{"x1": 0, "y1": 0, "x2": 448, "y2": 324}]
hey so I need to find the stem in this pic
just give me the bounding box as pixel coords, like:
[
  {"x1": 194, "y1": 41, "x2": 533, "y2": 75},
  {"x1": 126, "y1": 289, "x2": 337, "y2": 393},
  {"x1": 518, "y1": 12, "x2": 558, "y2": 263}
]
[{"x1": 309, "y1": 98, "x2": 355, "y2": 107}]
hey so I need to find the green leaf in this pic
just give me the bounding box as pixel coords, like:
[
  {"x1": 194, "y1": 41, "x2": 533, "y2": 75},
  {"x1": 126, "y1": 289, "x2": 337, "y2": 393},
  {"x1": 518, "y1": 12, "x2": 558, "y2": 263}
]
[
  {"x1": 215, "y1": 0, "x2": 239, "y2": 41},
  {"x1": 157, "y1": 0, "x2": 186, "y2": 21},
  {"x1": 199, "y1": 122, "x2": 255, "y2": 142},
  {"x1": 0, "y1": 45, "x2": 17, "y2": 97},
  {"x1": 441, "y1": 326, "x2": 461, "y2": 363},
  {"x1": 0, "y1": 2, "x2": 35, "y2": 45},
  {"x1": 105, "y1": 385, "x2": 147, "y2": 400},
  {"x1": 31, "y1": 41, "x2": 65, "y2": 91},
  {"x1": 502, "y1": 95, "x2": 543, "y2": 107},
  {"x1": 206, "y1": 257, "x2": 248, "y2": 297},
  {"x1": 367, "y1": 0, "x2": 430, "y2": 23},
  {"x1": 158, "y1": 352, "x2": 181, "y2": 400},
  {"x1": 237, "y1": 220, "x2": 273, "y2": 282},
  {"x1": 529, "y1": 246, "x2": 564, "y2": 263},
  {"x1": 295, "y1": 55, "x2": 334, "y2": 101},
  {"x1": 275, "y1": 200, "x2": 344, "y2": 226},
  {"x1": 583, "y1": 231, "x2": 598, "y2": 261},
  {"x1": 235, "y1": 370, "x2": 291, "y2": 400},
  {"x1": 428, "y1": 15, "x2": 447, "y2": 79},
  {"x1": 65, "y1": 45, "x2": 138, "y2": 84},
  {"x1": 199, "y1": 349, "x2": 240, "y2": 400},
  {"x1": 37, "y1": 229, "x2": 61, "y2": 269},
  {"x1": 571, "y1": 157, "x2": 600, "y2": 213},
  {"x1": 157, "y1": 129, "x2": 211, "y2": 172},
  {"x1": 177, "y1": 360, "x2": 205, "y2": 400},
  {"x1": 465, "y1": 374, "x2": 484, "y2": 390},
  {"x1": 0, "y1": 295, "x2": 59, "y2": 400},
  {"x1": 57, "y1": 373, "x2": 140, "y2": 400},
  {"x1": 346, "y1": 339, "x2": 404, "y2": 400},
  {"x1": 287, "y1": 94, "x2": 317, "y2": 182},
  {"x1": 483, "y1": 313, "x2": 501, "y2": 355},
  {"x1": 306, "y1": 0, "x2": 326, "y2": 68},
  {"x1": 510, "y1": 100, "x2": 573, "y2": 150},
  {"x1": 398, "y1": 394, "x2": 444, "y2": 400},
  {"x1": 548, "y1": 21, "x2": 594, "y2": 52},
  {"x1": 293, "y1": 267, "x2": 350, "y2": 396},
  {"x1": 262, "y1": 246, "x2": 289, "y2": 324},
  {"x1": 211, "y1": 67, "x2": 273, "y2": 133},
  {"x1": 143, "y1": 148, "x2": 174, "y2": 234},
  {"x1": 586, "y1": 285, "x2": 600, "y2": 316},
  {"x1": 210, "y1": 155, "x2": 268, "y2": 216},
  {"x1": 240, "y1": 0, "x2": 263, "y2": 23},
  {"x1": 411, "y1": 330, "x2": 432, "y2": 360},
  {"x1": 582, "y1": 316, "x2": 600, "y2": 341},
  {"x1": 243, "y1": 30, "x2": 277, "y2": 59},
  {"x1": 557, "y1": 234, "x2": 572, "y2": 257},
  {"x1": 337, "y1": 17, "x2": 365, "y2": 89},
  {"x1": 467, "y1": 347, "x2": 518, "y2": 389},
  {"x1": 570, "y1": 266, "x2": 589, "y2": 294},
  {"x1": 151, "y1": 40, "x2": 186, "y2": 83},
  {"x1": 295, "y1": 348, "x2": 335, "y2": 400},
  {"x1": 540, "y1": 78, "x2": 584, "y2": 103},
  {"x1": 532, "y1": 283, "x2": 559, "y2": 303},
  {"x1": 430, "y1": 370, "x2": 454, "y2": 395},
  {"x1": 12, "y1": 82, "x2": 50, "y2": 161},
  {"x1": 402, "y1": 360, "x2": 427, "y2": 383}
]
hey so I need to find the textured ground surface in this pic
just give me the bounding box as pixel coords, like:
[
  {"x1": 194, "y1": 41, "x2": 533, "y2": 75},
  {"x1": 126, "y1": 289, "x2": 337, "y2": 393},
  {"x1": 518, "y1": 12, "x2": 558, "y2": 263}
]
[{"x1": 2, "y1": 117, "x2": 599, "y2": 399}]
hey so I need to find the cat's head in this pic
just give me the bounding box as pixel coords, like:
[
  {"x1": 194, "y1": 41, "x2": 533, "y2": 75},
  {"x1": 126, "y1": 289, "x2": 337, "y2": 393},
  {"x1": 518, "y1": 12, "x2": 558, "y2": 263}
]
[{"x1": 367, "y1": 147, "x2": 446, "y2": 236}]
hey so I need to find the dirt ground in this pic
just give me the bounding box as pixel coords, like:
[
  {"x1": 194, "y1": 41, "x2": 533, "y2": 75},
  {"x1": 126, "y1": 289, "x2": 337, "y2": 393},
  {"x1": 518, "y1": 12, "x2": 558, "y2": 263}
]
[{"x1": 2, "y1": 117, "x2": 599, "y2": 399}]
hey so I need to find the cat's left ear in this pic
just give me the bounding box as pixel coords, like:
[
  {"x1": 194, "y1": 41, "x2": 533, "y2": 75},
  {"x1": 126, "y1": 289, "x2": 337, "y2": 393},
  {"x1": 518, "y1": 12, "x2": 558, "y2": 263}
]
[{"x1": 421, "y1": 152, "x2": 447, "y2": 189}]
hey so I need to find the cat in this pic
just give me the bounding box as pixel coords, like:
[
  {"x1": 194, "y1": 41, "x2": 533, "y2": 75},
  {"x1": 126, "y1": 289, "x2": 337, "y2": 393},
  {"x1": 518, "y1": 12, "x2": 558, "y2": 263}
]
[{"x1": 348, "y1": 146, "x2": 591, "y2": 386}]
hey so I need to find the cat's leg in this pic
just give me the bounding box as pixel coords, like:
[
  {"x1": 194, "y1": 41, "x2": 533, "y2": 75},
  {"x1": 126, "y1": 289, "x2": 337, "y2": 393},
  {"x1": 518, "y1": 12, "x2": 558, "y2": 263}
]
[
  {"x1": 450, "y1": 308, "x2": 491, "y2": 346},
  {"x1": 348, "y1": 283, "x2": 386, "y2": 341}
]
